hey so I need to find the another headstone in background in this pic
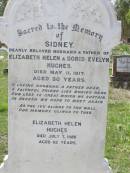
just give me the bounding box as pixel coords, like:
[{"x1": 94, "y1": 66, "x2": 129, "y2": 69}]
[
  {"x1": 0, "y1": 17, "x2": 8, "y2": 46},
  {"x1": 111, "y1": 55, "x2": 130, "y2": 89},
  {"x1": 0, "y1": 17, "x2": 8, "y2": 75},
  {"x1": 0, "y1": 0, "x2": 120, "y2": 173}
]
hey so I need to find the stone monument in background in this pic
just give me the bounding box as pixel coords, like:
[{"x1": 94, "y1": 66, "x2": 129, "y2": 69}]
[
  {"x1": 0, "y1": 0, "x2": 120, "y2": 173},
  {"x1": 0, "y1": 17, "x2": 7, "y2": 47}
]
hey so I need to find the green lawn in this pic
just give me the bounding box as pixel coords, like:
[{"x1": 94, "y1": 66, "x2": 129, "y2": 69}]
[
  {"x1": 0, "y1": 55, "x2": 130, "y2": 172},
  {"x1": 105, "y1": 88, "x2": 130, "y2": 173},
  {"x1": 0, "y1": 52, "x2": 8, "y2": 163},
  {"x1": 106, "y1": 103, "x2": 130, "y2": 173}
]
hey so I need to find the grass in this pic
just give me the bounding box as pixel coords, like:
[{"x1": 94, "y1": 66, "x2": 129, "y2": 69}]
[
  {"x1": 0, "y1": 112, "x2": 8, "y2": 163},
  {"x1": 105, "y1": 88, "x2": 130, "y2": 173},
  {"x1": 0, "y1": 54, "x2": 130, "y2": 172},
  {"x1": 0, "y1": 51, "x2": 8, "y2": 163}
]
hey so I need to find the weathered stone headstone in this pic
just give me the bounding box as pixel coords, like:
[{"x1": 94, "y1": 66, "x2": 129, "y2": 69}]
[
  {"x1": 0, "y1": 0, "x2": 120, "y2": 173},
  {"x1": 111, "y1": 55, "x2": 130, "y2": 88},
  {"x1": 0, "y1": 17, "x2": 8, "y2": 45},
  {"x1": 117, "y1": 56, "x2": 130, "y2": 73}
]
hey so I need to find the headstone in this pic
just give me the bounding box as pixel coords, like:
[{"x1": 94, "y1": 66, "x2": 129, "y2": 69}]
[
  {"x1": 0, "y1": 0, "x2": 120, "y2": 173},
  {"x1": 111, "y1": 55, "x2": 130, "y2": 88},
  {"x1": 0, "y1": 17, "x2": 8, "y2": 45},
  {"x1": 117, "y1": 56, "x2": 130, "y2": 73}
]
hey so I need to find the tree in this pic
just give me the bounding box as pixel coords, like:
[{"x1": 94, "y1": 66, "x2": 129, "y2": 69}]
[
  {"x1": 125, "y1": 9, "x2": 130, "y2": 25},
  {"x1": 0, "y1": 0, "x2": 8, "y2": 16},
  {"x1": 115, "y1": 0, "x2": 130, "y2": 40},
  {"x1": 115, "y1": 0, "x2": 130, "y2": 19}
]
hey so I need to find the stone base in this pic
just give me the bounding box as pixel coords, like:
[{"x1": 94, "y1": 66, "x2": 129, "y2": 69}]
[
  {"x1": 0, "y1": 156, "x2": 112, "y2": 173},
  {"x1": 104, "y1": 158, "x2": 112, "y2": 173},
  {"x1": 0, "y1": 155, "x2": 8, "y2": 173}
]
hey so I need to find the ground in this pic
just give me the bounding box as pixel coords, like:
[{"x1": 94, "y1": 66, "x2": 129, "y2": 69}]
[
  {"x1": 0, "y1": 57, "x2": 130, "y2": 173},
  {"x1": 106, "y1": 88, "x2": 130, "y2": 173},
  {"x1": 0, "y1": 55, "x2": 8, "y2": 164}
]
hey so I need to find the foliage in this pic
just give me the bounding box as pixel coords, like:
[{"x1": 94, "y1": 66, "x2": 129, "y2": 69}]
[
  {"x1": 115, "y1": 0, "x2": 130, "y2": 38},
  {"x1": 115, "y1": 0, "x2": 130, "y2": 20},
  {"x1": 125, "y1": 9, "x2": 130, "y2": 25},
  {"x1": 112, "y1": 43, "x2": 130, "y2": 55},
  {"x1": 0, "y1": 0, "x2": 8, "y2": 16}
]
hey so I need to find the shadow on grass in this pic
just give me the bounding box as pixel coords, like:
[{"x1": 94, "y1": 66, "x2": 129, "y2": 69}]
[{"x1": 0, "y1": 104, "x2": 8, "y2": 112}]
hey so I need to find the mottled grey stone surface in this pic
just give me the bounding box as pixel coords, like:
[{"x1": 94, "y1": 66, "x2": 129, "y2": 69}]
[{"x1": 0, "y1": 0, "x2": 120, "y2": 173}]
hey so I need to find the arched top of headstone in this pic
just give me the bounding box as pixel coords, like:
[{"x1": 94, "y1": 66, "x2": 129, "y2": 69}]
[
  {"x1": 4, "y1": 0, "x2": 114, "y2": 23},
  {"x1": 0, "y1": 17, "x2": 8, "y2": 44},
  {"x1": 4, "y1": 0, "x2": 117, "y2": 25},
  {"x1": 4, "y1": 0, "x2": 120, "y2": 47}
]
